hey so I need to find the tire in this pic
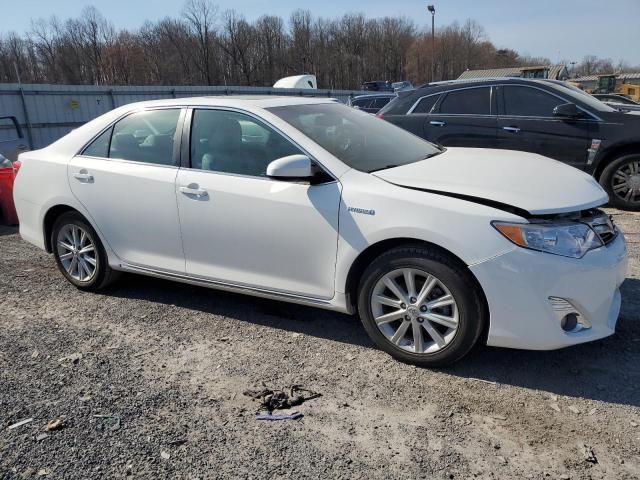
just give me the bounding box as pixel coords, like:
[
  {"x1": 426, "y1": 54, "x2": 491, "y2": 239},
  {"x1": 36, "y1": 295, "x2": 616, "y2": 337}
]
[
  {"x1": 357, "y1": 245, "x2": 485, "y2": 368},
  {"x1": 51, "y1": 211, "x2": 119, "y2": 291},
  {"x1": 599, "y1": 153, "x2": 640, "y2": 211}
]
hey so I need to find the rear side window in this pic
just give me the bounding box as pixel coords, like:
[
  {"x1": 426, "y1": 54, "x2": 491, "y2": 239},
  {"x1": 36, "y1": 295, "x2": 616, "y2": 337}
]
[
  {"x1": 411, "y1": 95, "x2": 439, "y2": 114},
  {"x1": 352, "y1": 98, "x2": 373, "y2": 108},
  {"x1": 439, "y1": 88, "x2": 490, "y2": 115},
  {"x1": 502, "y1": 86, "x2": 564, "y2": 117},
  {"x1": 0, "y1": 116, "x2": 20, "y2": 143},
  {"x1": 83, "y1": 127, "x2": 112, "y2": 158},
  {"x1": 372, "y1": 97, "x2": 393, "y2": 108},
  {"x1": 82, "y1": 109, "x2": 181, "y2": 166}
]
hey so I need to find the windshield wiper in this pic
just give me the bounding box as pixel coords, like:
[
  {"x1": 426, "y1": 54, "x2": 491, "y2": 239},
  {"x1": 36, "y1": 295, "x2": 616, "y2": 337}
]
[
  {"x1": 368, "y1": 150, "x2": 443, "y2": 173},
  {"x1": 369, "y1": 164, "x2": 400, "y2": 173}
]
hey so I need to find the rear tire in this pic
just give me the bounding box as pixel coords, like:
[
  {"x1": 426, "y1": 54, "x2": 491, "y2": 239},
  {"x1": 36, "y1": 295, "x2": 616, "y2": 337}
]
[
  {"x1": 51, "y1": 212, "x2": 119, "y2": 291},
  {"x1": 600, "y1": 153, "x2": 640, "y2": 211},
  {"x1": 357, "y1": 245, "x2": 485, "y2": 368}
]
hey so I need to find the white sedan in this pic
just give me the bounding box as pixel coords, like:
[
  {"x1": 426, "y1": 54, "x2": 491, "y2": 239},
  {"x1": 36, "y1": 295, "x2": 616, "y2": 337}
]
[{"x1": 13, "y1": 97, "x2": 628, "y2": 366}]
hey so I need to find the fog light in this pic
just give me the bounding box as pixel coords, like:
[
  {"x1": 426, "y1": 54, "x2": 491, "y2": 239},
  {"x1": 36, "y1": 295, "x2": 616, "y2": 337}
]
[
  {"x1": 548, "y1": 297, "x2": 591, "y2": 333},
  {"x1": 561, "y1": 313, "x2": 579, "y2": 332}
]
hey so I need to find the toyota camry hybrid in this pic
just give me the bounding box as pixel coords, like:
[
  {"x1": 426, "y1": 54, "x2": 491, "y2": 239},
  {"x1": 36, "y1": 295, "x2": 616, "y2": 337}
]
[{"x1": 13, "y1": 97, "x2": 628, "y2": 366}]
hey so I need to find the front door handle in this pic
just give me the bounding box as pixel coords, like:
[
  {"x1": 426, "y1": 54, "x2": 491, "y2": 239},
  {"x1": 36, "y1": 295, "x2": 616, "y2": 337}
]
[
  {"x1": 502, "y1": 126, "x2": 521, "y2": 133},
  {"x1": 73, "y1": 170, "x2": 94, "y2": 183},
  {"x1": 179, "y1": 184, "x2": 208, "y2": 198},
  {"x1": 430, "y1": 121, "x2": 446, "y2": 127}
]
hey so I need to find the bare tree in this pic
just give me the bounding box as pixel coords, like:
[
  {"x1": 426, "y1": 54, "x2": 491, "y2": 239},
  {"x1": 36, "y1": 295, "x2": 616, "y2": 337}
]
[{"x1": 182, "y1": 0, "x2": 218, "y2": 85}]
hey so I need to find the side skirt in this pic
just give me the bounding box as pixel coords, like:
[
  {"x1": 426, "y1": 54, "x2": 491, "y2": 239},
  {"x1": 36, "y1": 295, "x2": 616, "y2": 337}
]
[{"x1": 118, "y1": 262, "x2": 349, "y2": 312}]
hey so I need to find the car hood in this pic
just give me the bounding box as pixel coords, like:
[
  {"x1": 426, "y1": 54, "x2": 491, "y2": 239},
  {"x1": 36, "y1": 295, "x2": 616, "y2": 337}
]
[{"x1": 372, "y1": 147, "x2": 608, "y2": 215}]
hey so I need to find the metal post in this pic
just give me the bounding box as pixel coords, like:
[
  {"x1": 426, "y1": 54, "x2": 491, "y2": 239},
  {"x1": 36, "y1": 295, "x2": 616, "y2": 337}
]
[
  {"x1": 14, "y1": 63, "x2": 34, "y2": 149},
  {"x1": 428, "y1": 5, "x2": 436, "y2": 82},
  {"x1": 17, "y1": 86, "x2": 34, "y2": 150},
  {"x1": 108, "y1": 89, "x2": 116, "y2": 110}
]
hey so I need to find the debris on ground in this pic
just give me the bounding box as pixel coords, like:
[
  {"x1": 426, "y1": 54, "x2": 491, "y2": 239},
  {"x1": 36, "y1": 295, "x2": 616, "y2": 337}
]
[
  {"x1": 167, "y1": 438, "x2": 187, "y2": 446},
  {"x1": 256, "y1": 412, "x2": 303, "y2": 421},
  {"x1": 582, "y1": 444, "x2": 598, "y2": 464},
  {"x1": 243, "y1": 384, "x2": 321, "y2": 413},
  {"x1": 8, "y1": 418, "x2": 34, "y2": 430},
  {"x1": 94, "y1": 415, "x2": 121, "y2": 432},
  {"x1": 161, "y1": 451, "x2": 170, "y2": 460},
  {"x1": 45, "y1": 417, "x2": 65, "y2": 431},
  {"x1": 35, "y1": 433, "x2": 48, "y2": 442},
  {"x1": 58, "y1": 353, "x2": 82, "y2": 364}
]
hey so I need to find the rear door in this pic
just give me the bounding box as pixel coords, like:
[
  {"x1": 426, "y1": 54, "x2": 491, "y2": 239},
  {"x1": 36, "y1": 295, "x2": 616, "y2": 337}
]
[
  {"x1": 0, "y1": 116, "x2": 28, "y2": 161},
  {"x1": 423, "y1": 86, "x2": 497, "y2": 148},
  {"x1": 69, "y1": 108, "x2": 186, "y2": 272},
  {"x1": 496, "y1": 84, "x2": 593, "y2": 169}
]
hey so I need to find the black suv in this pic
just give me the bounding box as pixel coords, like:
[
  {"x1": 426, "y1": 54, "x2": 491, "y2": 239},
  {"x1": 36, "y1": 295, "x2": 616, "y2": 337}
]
[{"x1": 378, "y1": 78, "x2": 640, "y2": 210}]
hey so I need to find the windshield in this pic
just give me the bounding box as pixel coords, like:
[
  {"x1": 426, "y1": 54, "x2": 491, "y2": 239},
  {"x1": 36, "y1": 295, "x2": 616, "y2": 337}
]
[
  {"x1": 549, "y1": 82, "x2": 617, "y2": 112},
  {"x1": 267, "y1": 103, "x2": 441, "y2": 172}
]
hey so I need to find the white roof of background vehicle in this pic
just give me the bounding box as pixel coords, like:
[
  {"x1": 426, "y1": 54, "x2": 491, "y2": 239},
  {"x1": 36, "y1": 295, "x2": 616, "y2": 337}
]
[{"x1": 273, "y1": 75, "x2": 318, "y2": 89}]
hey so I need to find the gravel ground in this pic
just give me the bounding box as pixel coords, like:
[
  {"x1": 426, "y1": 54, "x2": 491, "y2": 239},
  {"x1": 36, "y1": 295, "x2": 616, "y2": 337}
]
[{"x1": 1, "y1": 209, "x2": 639, "y2": 479}]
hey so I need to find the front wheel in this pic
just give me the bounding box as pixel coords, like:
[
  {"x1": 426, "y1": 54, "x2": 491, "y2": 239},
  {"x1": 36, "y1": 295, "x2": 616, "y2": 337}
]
[
  {"x1": 600, "y1": 154, "x2": 640, "y2": 211},
  {"x1": 357, "y1": 246, "x2": 486, "y2": 367},
  {"x1": 51, "y1": 212, "x2": 119, "y2": 291}
]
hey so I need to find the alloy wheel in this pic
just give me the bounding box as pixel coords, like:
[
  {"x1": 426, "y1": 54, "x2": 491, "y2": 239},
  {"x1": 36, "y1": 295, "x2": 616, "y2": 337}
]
[
  {"x1": 611, "y1": 158, "x2": 640, "y2": 204},
  {"x1": 370, "y1": 268, "x2": 459, "y2": 354},
  {"x1": 56, "y1": 224, "x2": 98, "y2": 282}
]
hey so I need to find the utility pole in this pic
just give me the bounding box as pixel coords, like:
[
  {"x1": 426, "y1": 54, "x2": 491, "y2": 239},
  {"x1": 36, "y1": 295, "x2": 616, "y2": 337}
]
[{"x1": 427, "y1": 4, "x2": 436, "y2": 82}]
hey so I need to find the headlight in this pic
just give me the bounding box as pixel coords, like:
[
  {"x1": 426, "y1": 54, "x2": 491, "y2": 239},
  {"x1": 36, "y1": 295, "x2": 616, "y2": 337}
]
[{"x1": 492, "y1": 221, "x2": 603, "y2": 258}]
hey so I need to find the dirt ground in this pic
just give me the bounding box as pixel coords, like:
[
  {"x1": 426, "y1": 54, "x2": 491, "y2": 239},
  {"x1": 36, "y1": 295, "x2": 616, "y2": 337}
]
[{"x1": 0, "y1": 209, "x2": 639, "y2": 479}]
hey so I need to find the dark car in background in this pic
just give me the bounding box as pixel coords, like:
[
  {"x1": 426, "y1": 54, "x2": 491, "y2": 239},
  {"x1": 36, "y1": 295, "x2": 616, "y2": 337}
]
[
  {"x1": 378, "y1": 78, "x2": 640, "y2": 210},
  {"x1": 347, "y1": 93, "x2": 397, "y2": 114},
  {"x1": 361, "y1": 81, "x2": 394, "y2": 92}
]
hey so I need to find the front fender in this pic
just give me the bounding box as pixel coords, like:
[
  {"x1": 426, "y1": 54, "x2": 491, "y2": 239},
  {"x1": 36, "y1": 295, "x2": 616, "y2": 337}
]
[{"x1": 334, "y1": 170, "x2": 520, "y2": 294}]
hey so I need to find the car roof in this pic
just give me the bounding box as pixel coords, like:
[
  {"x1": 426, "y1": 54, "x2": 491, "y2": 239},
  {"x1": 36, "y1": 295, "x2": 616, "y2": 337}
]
[
  {"x1": 115, "y1": 95, "x2": 339, "y2": 110},
  {"x1": 417, "y1": 77, "x2": 561, "y2": 91},
  {"x1": 351, "y1": 93, "x2": 397, "y2": 99},
  {"x1": 379, "y1": 77, "x2": 584, "y2": 115}
]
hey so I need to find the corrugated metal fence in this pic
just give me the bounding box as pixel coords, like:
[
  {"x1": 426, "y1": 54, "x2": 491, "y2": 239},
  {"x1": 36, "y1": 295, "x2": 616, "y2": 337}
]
[{"x1": 0, "y1": 84, "x2": 366, "y2": 149}]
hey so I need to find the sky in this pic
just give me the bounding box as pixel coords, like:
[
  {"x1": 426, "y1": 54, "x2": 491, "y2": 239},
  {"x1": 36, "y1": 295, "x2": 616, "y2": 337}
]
[{"x1": 2, "y1": 0, "x2": 639, "y2": 65}]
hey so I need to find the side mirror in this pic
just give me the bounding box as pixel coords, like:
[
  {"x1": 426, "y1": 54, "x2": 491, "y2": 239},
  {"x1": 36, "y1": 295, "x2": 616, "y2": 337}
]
[
  {"x1": 553, "y1": 103, "x2": 582, "y2": 118},
  {"x1": 266, "y1": 154, "x2": 313, "y2": 179}
]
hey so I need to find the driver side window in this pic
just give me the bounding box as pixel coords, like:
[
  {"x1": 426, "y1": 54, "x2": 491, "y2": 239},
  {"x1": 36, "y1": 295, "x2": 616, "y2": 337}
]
[{"x1": 190, "y1": 109, "x2": 302, "y2": 177}]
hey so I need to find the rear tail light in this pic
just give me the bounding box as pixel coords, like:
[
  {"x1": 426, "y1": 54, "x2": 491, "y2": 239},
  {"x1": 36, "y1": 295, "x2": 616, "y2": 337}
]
[{"x1": 376, "y1": 112, "x2": 385, "y2": 119}]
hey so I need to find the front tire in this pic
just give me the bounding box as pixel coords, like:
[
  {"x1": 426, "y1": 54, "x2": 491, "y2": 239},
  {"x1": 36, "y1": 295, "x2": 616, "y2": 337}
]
[
  {"x1": 357, "y1": 245, "x2": 485, "y2": 367},
  {"x1": 51, "y1": 212, "x2": 118, "y2": 291},
  {"x1": 600, "y1": 153, "x2": 640, "y2": 211}
]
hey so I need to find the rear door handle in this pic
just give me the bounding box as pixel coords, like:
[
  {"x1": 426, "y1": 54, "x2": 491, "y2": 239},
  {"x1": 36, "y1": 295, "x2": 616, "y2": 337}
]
[
  {"x1": 502, "y1": 126, "x2": 521, "y2": 133},
  {"x1": 430, "y1": 121, "x2": 446, "y2": 127},
  {"x1": 73, "y1": 170, "x2": 94, "y2": 182},
  {"x1": 179, "y1": 184, "x2": 208, "y2": 198}
]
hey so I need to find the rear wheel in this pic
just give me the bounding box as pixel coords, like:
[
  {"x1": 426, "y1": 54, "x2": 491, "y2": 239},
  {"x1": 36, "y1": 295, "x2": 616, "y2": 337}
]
[
  {"x1": 600, "y1": 153, "x2": 640, "y2": 211},
  {"x1": 51, "y1": 212, "x2": 119, "y2": 291},
  {"x1": 357, "y1": 245, "x2": 486, "y2": 367}
]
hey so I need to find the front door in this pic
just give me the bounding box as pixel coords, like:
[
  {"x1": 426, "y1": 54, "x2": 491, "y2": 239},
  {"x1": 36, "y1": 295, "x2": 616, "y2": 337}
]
[
  {"x1": 423, "y1": 86, "x2": 498, "y2": 148},
  {"x1": 176, "y1": 108, "x2": 341, "y2": 299},
  {"x1": 496, "y1": 85, "x2": 593, "y2": 169},
  {"x1": 68, "y1": 108, "x2": 185, "y2": 272}
]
